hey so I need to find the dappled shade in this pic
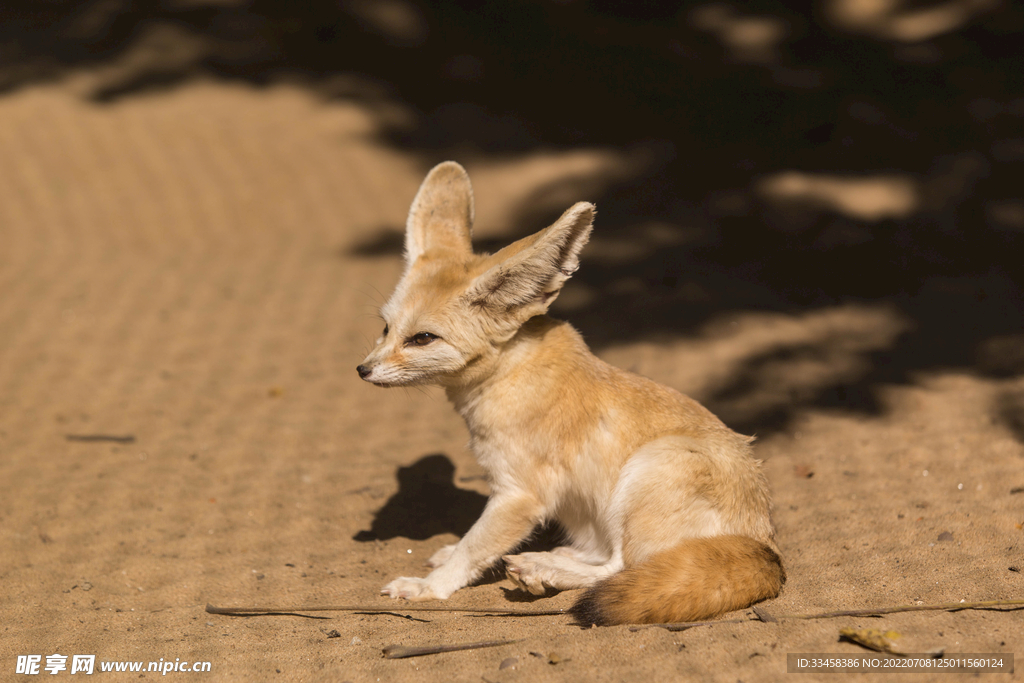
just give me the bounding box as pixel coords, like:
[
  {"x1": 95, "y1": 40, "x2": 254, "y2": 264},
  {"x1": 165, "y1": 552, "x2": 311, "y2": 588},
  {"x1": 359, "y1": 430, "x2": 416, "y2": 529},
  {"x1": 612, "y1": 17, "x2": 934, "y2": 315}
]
[{"x1": 2, "y1": 0, "x2": 1021, "y2": 436}]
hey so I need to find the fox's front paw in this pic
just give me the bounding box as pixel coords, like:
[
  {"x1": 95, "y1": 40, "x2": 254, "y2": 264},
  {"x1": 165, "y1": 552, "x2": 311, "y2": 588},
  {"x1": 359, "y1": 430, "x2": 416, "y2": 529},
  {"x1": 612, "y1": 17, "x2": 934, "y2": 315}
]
[
  {"x1": 425, "y1": 543, "x2": 458, "y2": 568},
  {"x1": 503, "y1": 553, "x2": 553, "y2": 595},
  {"x1": 381, "y1": 577, "x2": 440, "y2": 601}
]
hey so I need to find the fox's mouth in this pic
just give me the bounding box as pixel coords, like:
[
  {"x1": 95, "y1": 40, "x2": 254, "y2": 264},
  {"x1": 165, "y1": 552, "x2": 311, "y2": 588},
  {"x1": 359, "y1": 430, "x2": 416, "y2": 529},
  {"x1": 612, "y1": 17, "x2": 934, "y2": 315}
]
[
  {"x1": 358, "y1": 365, "x2": 423, "y2": 388},
  {"x1": 367, "y1": 375, "x2": 424, "y2": 389},
  {"x1": 362, "y1": 374, "x2": 404, "y2": 388}
]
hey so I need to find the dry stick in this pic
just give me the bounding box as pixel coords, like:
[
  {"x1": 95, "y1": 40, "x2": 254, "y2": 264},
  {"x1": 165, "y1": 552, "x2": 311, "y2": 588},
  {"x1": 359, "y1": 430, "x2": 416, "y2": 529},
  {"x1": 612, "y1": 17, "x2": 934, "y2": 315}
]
[
  {"x1": 630, "y1": 598, "x2": 1024, "y2": 632},
  {"x1": 205, "y1": 603, "x2": 567, "y2": 617},
  {"x1": 66, "y1": 434, "x2": 136, "y2": 444},
  {"x1": 207, "y1": 598, "x2": 1024, "y2": 633},
  {"x1": 382, "y1": 639, "x2": 522, "y2": 659},
  {"x1": 206, "y1": 605, "x2": 538, "y2": 660},
  {"x1": 628, "y1": 616, "x2": 752, "y2": 632}
]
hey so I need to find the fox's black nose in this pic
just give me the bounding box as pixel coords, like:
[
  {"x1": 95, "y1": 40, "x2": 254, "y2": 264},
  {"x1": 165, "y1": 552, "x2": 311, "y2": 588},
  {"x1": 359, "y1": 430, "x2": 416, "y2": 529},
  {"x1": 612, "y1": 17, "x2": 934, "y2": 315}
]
[{"x1": 356, "y1": 364, "x2": 371, "y2": 379}]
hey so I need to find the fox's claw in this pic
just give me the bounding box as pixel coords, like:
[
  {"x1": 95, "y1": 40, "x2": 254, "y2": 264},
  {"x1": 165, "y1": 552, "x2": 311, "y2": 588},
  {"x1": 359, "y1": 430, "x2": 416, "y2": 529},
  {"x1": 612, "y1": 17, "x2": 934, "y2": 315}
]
[
  {"x1": 380, "y1": 576, "x2": 438, "y2": 601},
  {"x1": 503, "y1": 554, "x2": 551, "y2": 595}
]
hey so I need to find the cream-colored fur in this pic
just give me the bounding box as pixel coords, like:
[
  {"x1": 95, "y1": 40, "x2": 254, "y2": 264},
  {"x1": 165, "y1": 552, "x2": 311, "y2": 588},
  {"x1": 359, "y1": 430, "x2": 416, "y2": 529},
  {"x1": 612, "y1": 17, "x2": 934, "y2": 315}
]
[{"x1": 357, "y1": 162, "x2": 784, "y2": 624}]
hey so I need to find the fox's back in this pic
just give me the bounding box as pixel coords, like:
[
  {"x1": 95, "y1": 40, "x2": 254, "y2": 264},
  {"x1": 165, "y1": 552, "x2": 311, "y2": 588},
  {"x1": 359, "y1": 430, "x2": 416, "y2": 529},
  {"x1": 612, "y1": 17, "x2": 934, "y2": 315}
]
[{"x1": 456, "y1": 316, "x2": 755, "y2": 473}]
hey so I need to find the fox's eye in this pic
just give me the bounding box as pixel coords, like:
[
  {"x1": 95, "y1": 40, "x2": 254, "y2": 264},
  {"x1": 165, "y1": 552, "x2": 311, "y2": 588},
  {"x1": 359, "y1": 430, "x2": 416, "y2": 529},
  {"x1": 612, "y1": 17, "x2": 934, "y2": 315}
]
[
  {"x1": 408, "y1": 332, "x2": 439, "y2": 346},
  {"x1": 382, "y1": 324, "x2": 389, "y2": 337}
]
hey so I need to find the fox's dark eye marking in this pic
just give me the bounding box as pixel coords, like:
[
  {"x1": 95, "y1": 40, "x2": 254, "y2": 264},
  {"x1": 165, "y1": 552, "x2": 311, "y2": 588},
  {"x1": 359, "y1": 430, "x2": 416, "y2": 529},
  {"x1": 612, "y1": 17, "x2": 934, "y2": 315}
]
[
  {"x1": 407, "y1": 332, "x2": 439, "y2": 346},
  {"x1": 382, "y1": 324, "x2": 389, "y2": 337}
]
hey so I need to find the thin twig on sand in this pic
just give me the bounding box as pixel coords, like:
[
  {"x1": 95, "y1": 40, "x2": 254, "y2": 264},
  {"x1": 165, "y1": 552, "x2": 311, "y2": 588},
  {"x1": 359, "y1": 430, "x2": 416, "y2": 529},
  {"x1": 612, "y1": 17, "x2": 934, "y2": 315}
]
[
  {"x1": 66, "y1": 434, "x2": 136, "y2": 443},
  {"x1": 382, "y1": 639, "x2": 522, "y2": 659},
  {"x1": 630, "y1": 598, "x2": 1024, "y2": 632},
  {"x1": 205, "y1": 603, "x2": 566, "y2": 617}
]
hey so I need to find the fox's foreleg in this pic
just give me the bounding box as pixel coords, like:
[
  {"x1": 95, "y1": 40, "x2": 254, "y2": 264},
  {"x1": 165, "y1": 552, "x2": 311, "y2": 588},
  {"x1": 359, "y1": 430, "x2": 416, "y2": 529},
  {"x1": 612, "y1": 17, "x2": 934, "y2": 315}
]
[{"x1": 381, "y1": 489, "x2": 543, "y2": 600}]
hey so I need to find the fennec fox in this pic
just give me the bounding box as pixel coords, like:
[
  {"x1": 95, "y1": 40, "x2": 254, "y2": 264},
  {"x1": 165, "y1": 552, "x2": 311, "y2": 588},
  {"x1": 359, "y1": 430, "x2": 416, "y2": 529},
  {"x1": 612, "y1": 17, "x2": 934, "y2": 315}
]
[{"x1": 357, "y1": 161, "x2": 784, "y2": 625}]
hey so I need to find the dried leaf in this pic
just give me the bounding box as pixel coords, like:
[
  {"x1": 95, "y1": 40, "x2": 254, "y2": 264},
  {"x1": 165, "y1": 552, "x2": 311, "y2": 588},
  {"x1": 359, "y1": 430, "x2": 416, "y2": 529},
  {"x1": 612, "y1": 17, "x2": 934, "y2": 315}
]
[{"x1": 839, "y1": 628, "x2": 905, "y2": 655}]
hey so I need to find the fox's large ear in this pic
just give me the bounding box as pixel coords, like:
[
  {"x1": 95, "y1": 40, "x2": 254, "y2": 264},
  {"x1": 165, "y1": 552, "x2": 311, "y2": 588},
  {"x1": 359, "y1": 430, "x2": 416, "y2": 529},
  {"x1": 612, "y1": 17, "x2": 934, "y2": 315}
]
[
  {"x1": 465, "y1": 202, "x2": 594, "y2": 316},
  {"x1": 405, "y1": 161, "x2": 474, "y2": 264}
]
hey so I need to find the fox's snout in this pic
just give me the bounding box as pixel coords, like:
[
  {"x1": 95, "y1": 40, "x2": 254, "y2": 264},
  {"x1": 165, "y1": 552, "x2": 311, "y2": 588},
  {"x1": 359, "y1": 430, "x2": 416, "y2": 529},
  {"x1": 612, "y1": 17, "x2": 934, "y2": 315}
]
[{"x1": 356, "y1": 364, "x2": 372, "y2": 380}]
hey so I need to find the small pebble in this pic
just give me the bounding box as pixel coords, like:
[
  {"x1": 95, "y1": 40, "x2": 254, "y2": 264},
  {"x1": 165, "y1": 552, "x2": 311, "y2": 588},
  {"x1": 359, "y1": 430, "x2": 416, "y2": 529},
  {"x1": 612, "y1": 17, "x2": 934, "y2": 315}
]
[
  {"x1": 499, "y1": 657, "x2": 518, "y2": 670},
  {"x1": 937, "y1": 531, "x2": 954, "y2": 542}
]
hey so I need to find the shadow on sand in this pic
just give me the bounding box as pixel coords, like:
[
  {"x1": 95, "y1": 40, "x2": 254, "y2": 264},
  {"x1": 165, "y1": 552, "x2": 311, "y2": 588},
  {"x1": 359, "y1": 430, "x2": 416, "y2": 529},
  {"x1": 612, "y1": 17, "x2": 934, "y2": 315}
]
[{"x1": 6, "y1": 0, "x2": 1022, "y2": 437}]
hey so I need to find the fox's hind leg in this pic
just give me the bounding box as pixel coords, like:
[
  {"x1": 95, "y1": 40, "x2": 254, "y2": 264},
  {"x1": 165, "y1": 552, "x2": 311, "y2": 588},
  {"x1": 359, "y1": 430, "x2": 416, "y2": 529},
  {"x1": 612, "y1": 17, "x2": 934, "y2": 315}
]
[
  {"x1": 613, "y1": 435, "x2": 774, "y2": 565},
  {"x1": 503, "y1": 551, "x2": 623, "y2": 595}
]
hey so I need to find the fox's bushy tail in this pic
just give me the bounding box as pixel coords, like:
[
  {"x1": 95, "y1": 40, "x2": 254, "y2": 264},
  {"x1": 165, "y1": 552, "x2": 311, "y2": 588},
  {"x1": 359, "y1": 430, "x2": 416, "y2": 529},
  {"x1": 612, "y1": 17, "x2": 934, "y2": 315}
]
[{"x1": 570, "y1": 535, "x2": 785, "y2": 626}]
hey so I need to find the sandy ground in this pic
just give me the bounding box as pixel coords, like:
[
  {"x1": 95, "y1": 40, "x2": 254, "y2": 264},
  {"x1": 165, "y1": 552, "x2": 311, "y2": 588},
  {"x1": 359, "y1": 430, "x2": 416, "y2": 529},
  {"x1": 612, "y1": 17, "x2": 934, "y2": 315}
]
[{"x1": 2, "y1": 78, "x2": 1023, "y2": 683}]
